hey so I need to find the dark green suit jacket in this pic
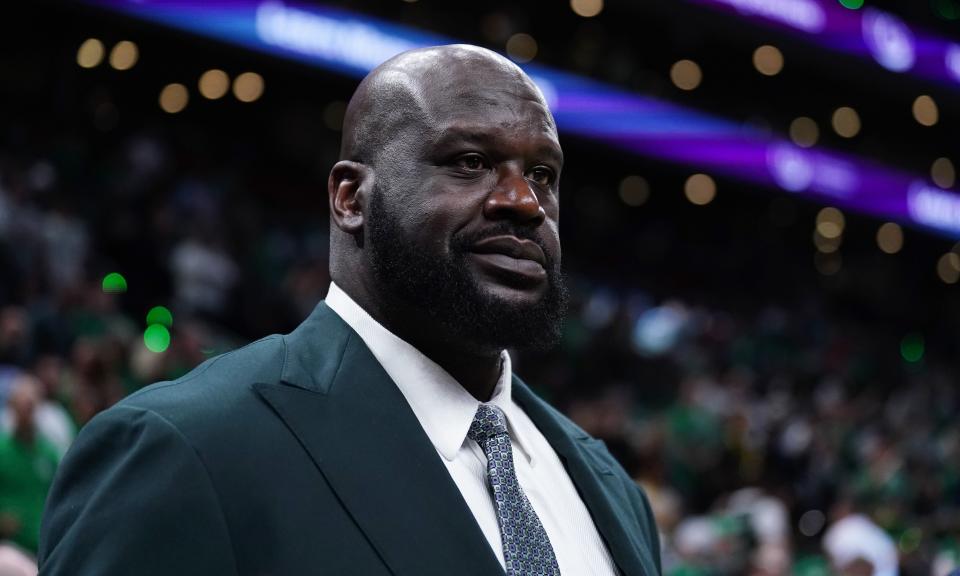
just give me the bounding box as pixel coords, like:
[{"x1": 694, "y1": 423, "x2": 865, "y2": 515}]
[{"x1": 39, "y1": 303, "x2": 661, "y2": 575}]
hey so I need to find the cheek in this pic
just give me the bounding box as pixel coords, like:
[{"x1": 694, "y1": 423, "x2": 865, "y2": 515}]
[
  {"x1": 388, "y1": 198, "x2": 463, "y2": 257},
  {"x1": 542, "y1": 213, "x2": 561, "y2": 246},
  {"x1": 418, "y1": 179, "x2": 487, "y2": 237}
]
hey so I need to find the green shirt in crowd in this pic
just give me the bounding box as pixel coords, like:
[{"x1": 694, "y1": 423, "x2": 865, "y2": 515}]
[{"x1": 0, "y1": 432, "x2": 59, "y2": 553}]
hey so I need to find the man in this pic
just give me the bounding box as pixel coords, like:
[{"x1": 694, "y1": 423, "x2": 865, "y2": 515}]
[
  {"x1": 39, "y1": 45, "x2": 661, "y2": 575},
  {"x1": 0, "y1": 376, "x2": 59, "y2": 555}
]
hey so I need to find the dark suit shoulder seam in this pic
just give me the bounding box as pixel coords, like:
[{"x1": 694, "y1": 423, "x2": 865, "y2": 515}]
[
  {"x1": 124, "y1": 351, "x2": 229, "y2": 400},
  {"x1": 117, "y1": 405, "x2": 242, "y2": 575},
  {"x1": 128, "y1": 335, "x2": 284, "y2": 401}
]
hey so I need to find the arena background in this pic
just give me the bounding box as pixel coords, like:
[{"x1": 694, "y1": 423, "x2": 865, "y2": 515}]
[{"x1": 1, "y1": 0, "x2": 959, "y2": 574}]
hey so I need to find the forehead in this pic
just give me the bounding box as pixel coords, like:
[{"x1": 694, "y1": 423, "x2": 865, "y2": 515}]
[{"x1": 421, "y1": 82, "x2": 561, "y2": 154}]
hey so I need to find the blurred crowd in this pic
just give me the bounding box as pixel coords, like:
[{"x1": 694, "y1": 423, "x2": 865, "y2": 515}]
[
  {"x1": 539, "y1": 291, "x2": 960, "y2": 576},
  {"x1": 1, "y1": 119, "x2": 959, "y2": 576}
]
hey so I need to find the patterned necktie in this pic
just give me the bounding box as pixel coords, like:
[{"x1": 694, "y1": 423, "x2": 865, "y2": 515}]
[{"x1": 468, "y1": 404, "x2": 561, "y2": 576}]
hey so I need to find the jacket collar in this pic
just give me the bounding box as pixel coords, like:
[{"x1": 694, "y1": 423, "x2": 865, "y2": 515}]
[
  {"x1": 257, "y1": 302, "x2": 655, "y2": 576},
  {"x1": 324, "y1": 282, "x2": 534, "y2": 464},
  {"x1": 262, "y1": 302, "x2": 502, "y2": 576},
  {"x1": 513, "y1": 381, "x2": 659, "y2": 576}
]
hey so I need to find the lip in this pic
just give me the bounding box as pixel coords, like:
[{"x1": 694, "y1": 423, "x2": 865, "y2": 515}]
[
  {"x1": 467, "y1": 235, "x2": 547, "y2": 283},
  {"x1": 470, "y1": 236, "x2": 547, "y2": 266}
]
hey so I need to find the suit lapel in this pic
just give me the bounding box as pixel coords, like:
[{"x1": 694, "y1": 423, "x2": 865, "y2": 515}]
[
  {"x1": 254, "y1": 304, "x2": 502, "y2": 576},
  {"x1": 514, "y1": 380, "x2": 657, "y2": 576}
]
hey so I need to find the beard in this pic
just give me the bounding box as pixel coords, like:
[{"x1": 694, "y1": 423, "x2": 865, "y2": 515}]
[{"x1": 366, "y1": 191, "x2": 568, "y2": 352}]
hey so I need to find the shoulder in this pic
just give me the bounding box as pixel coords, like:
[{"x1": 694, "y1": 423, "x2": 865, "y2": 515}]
[
  {"x1": 57, "y1": 334, "x2": 289, "y2": 467},
  {"x1": 119, "y1": 333, "x2": 287, "y2": 419},
  {"x1": 72, "y1": 303, "x2": 353, "y2": 452}
]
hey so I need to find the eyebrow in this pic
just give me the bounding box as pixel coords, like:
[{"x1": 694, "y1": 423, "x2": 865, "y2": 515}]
[{"x1": 432, "y1": 126, "x2": 564, "y2": 166}]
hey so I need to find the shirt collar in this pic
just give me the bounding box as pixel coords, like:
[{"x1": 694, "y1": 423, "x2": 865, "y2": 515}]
[{"x1": 325, "y1": 282, "x2": 534, "y2": 464}]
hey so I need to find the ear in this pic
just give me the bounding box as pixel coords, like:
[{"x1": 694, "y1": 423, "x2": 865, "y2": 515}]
[{"x1": 328, "y1": 160, "x2": 370, "y2": 234}]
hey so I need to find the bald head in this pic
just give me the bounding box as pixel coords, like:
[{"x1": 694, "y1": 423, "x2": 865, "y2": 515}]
[
  {"x1": 327, "y1": 43, "x2": 567, "y2": 366},
  {"x1": 340, "y1": 44, "x2": 554, "y2": 166}
]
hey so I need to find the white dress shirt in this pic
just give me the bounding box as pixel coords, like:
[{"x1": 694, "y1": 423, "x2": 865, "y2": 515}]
[{"x1": 326, "y1": 282, "x2": 619, "y2": 575}]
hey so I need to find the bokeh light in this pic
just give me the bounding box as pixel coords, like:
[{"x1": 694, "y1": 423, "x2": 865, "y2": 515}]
[
  {"x1": 798, "y1": 510, "x2": 826, "y2": 537},
  {"x1": 101, "y1": 272, "x2": 127, "y2": 293},
  {"x1": 838, "y1": 0, "x2": 864, "y2": 8},
  {"x1": 789, "y1": 117, "x2": 819, "y2": 148},
  {"x1": 76, "y1": 38, "x2": 105, "y2": 69},
  {"x1": 931, "y1": 157, "x2": 956, "y2": 188},
  {"x1": 876, "y1": 223, "x2": 904, "y2": 254},
  {"x1": 233, "y1": 72, "x2": 264, "y2": 103},
  {"x1": 815, "y1": 207, "x2": 845, "y2": 239},
  {"x1": 912, "y1": 95, "x2": 939, "y2": 126},
  {"x1": 753, "y1": 45, "x2": 784, "y2": 76},
  {"x1": 670, "y1": 60, "x2": 702, "y2": 91},
  {"x1": 938, "y1": 252, "x2": 960, "y2": 284},
  {"x1": 684, "y1": 173, "x2": 716, "y2": 205},
  {"x1": 898, "y1": 528, "x2": 923, "y2": 554},
  {"x1": 570, "y1": 0, "x2": 603, "y2": 18},
  {"x1": 159, "y1": 83, "x2": 189, "y2": 114},
  {"x1": 831, "y1": 107, "x2": 861, "y2": 138},
  {"x1": 144, "y1": 324, "x2": 171, "y2": 353},
  {"x1": 146, "y1": 306, "x2": 173, "y2": 328},
  {"x1": 813, "y1": 229, "x2": 842, "y2": 253},
  {"x1": 900, "y1": 333, "x2": 925, "y2": 363},
  {"x1": 109, "y1": 40, "x2": 138, "y2": 71},
  {"x1": 506, "y1": 33, "x2": 538, "y2": 63},
  {"x1": 619, "y1": 175, "x2": 650, "y2": 207},
  {"x1": 815, "y1": 252, "x2": 842, "y2": 275},
  {"x1": 198, "y1": 69, "x2": 230, "y2": 100}
]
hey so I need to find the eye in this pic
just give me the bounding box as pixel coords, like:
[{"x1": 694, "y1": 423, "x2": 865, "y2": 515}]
[
  {"x1": 528, "y1": 166, "x2": 555, "y2": 187},
  {"x1": 455, "y1": 153, "x2": 489, "y2": 171}
]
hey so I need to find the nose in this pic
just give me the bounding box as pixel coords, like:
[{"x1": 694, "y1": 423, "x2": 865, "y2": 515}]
[{"x1": 483, "y1": 168, "x2": 546, "y2": 225}]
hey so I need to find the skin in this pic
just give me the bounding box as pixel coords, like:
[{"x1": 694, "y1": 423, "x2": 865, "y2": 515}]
[
  {"x1": 7, "y1": 375, "x2": 40, "y2": 444},
  {"x1": 328, "y1": 45, "x2": 564, "y2": 401}
]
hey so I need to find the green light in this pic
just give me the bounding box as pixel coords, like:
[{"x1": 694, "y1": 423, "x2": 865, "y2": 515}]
[
  {"x1": 900, "y1": 333, "x2": 924, "y2": 363},
  {"x1": 934, "y1": 0, "x2": 960, "y2": 20},
  {"x1": 146, "y1": 305, "x2": 173, "y2": 327},
  {"x1": 839, "y1": 0, "x2": 864, "y2": 8},
  {"x1": 144, "y1": 324, "x2": 171, "y2": 353},
  {"x1": 898, "y1": 527, "x2": 923, "y2": 554},
  {"x1": 102, "y1": 272, "x2": 128, "y2": 293}
]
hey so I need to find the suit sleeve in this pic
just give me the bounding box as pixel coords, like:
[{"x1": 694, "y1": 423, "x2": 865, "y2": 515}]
[{"x1": 38, "y1": 405, "x2": 239, "y2": 575}]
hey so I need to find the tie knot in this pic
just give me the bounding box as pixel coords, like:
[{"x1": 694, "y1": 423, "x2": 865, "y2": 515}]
[{"x1": 468, "y1": 404, "x2": 508, "y2": 443}]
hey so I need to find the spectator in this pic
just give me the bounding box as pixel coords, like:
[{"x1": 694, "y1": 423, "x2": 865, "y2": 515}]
[
  {"x1": 0, "y1": 378, "x2": 59, "y2": 554},
  {"x1": 1, "y1": 368, "x2": 74, "y2": 459},
  {"x1": 822, "y1": 500, "x2": 899, "y2": 576}
]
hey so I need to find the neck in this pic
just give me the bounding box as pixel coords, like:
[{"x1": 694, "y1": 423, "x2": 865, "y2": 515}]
[
  {"x1": 407, "y1": 337, "x2": 503, "y2": 402},
  {"x1": 336, "y1": 276, "x2": 503, "y2": 401}
]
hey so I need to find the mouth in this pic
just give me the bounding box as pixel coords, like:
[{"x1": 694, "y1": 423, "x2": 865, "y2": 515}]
[{"x1": 467, "y1": 235, "x2": 548, "y2": 283}]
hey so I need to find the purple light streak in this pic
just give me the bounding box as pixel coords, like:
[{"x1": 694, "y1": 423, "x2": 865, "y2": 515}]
[
  {"x1": 690, "y1": 0, "x2": 960, "y2": 88},
  {"x1": 83, "y1": 0, "x2": 960, "y2": 238}
]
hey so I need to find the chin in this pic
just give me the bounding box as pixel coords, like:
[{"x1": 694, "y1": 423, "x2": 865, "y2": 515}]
[{"x1": 448, "y1": 279, "x2": 566, "y2": 353}]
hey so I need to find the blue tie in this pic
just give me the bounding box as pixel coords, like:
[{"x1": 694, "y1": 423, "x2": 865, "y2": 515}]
[{"x1": 468, "y1": 404, "x2": 561, "y2": 576}]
